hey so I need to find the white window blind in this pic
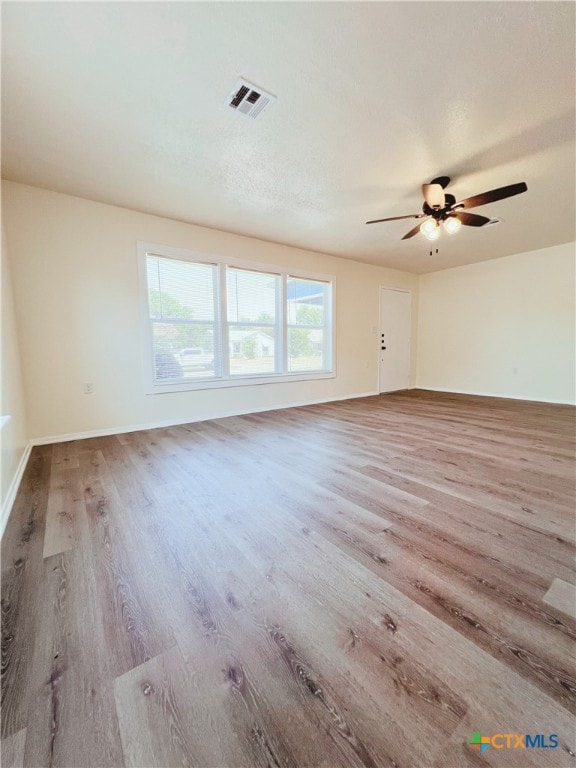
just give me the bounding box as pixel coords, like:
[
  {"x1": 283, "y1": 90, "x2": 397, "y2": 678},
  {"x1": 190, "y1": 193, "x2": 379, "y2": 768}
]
[
  {"x1": 226, "y1": 267, "x2": 280, "y2": 376},
  {"x1": 146, "y1": 256, "x2": 219, "y2": 383},
  {"x1": 141, "y1": 244, "x2": 335, "y2": 392}
]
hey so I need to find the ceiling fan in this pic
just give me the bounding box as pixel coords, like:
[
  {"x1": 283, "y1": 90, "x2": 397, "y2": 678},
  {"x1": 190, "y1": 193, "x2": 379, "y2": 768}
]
[{"x1": 366, "y1": 177, "x2": 528, "y2": 241}]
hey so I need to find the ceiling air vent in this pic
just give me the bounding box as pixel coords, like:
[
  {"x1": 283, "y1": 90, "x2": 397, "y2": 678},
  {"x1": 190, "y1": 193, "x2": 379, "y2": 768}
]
[{"x1": 225, "y1": 78, "x2": 276, "y2": 120}]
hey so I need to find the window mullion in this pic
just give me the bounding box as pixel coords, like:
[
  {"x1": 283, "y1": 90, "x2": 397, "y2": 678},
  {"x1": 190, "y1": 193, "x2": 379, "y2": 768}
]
[
  {"x1": 274, "y1": 275, "x2": 283, "y2": 374},
  {"x1": 329, "y1": 281, "x2": 335, "y2": 371},
  {"x1": 281, "y1": 274, "x2": 286, "y2": 374},
  {"x1": 219, "y1": 263, "x2": 230, "y2": 379}
]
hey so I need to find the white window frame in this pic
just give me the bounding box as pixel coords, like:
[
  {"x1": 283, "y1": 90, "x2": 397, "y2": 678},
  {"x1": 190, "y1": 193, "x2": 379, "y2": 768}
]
[{"x1": 138, "y1": 241, "x2": 336, "y2": 394}]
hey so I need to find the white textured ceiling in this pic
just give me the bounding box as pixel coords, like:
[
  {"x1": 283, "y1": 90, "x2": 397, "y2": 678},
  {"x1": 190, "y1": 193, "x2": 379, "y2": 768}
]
[{"x1": 2, "y1": 2, "x2": 575, "y2": 273}]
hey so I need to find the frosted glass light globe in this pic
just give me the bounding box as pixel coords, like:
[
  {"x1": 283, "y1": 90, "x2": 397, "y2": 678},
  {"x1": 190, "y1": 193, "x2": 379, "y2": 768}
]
[
  {"x1": 443, "y1": 217, "x2": 462, "y2": 235},
  {"x1": 420, "y1": 218, "x2": 437, "y2": 236}
]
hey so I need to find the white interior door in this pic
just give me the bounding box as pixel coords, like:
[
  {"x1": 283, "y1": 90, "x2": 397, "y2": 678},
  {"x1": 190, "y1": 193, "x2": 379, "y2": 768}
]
[{"x1": 379, "y1": 288, "x2": 411, "y2": 393}]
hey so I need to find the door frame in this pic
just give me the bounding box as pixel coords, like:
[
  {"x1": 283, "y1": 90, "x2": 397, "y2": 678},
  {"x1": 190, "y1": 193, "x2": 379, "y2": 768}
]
[{"x1": 378, "y1": 286, "x2": 412, "y2": 394}]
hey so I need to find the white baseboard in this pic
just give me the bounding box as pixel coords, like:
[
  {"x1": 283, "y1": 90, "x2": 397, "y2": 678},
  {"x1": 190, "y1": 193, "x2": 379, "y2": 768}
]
[
  {"x1": 30, "y1": 390, "x2": 380, "y2": 446},
  {"x1": 417, "y1": 386, "x2": 575, "y2": 406},
  {"x1": 1, "y1": 442, "x2": 33, "y2": 539}
]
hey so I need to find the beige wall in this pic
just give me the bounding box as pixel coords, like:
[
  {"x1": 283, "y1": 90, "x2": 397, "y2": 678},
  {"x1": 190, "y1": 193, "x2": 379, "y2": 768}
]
[
  {"x1": 416, "y1": 242, "x2": 576, "y2": 404},
  {"x1": 1, "y1": 220, "x2": 29, "y2": 527},
  {"x1": 2, "y1": 181, "x2": 419, "y2": 440},
  {"x1": 4, "y1": 179, "x2": 572, "y2": 454}
]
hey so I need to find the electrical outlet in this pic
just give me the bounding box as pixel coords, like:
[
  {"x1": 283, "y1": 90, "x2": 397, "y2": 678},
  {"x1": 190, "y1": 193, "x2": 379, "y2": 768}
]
[{"x1": 83, "y1": 382, "x2": 94, "y2": 394}]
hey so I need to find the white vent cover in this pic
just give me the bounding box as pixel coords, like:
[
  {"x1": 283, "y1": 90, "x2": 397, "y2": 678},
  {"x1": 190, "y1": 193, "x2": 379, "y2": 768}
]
[{"x1": 225, "y1": 78, "x2": 276, "y2": 120}]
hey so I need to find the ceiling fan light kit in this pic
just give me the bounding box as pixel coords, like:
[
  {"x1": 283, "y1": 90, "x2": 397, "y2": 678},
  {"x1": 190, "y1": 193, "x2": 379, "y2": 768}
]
[
  {"x1": 420, "y1": 218, "x2": 437, "y2": 235},
  {"x1": 366, "y1": 177, "x2": 527, "y2": 242},
  {"x1": 443, "y1": 216, "x2": 462, "y2": 235},
  {"x1": 420, "y1": 218, "x2": 440, "y2": 240},
  {"x1": 424, "y1": 227, "x2": 440, "y2": 242}
]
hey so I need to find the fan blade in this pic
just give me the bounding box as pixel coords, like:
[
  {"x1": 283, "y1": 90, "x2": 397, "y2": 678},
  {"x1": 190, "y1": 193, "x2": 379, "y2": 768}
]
[
  {"x1": 453, "y1": 211, "x2": 491, "y2": 227},
  {"x1": 430, "y1": 176, "x2": 450, "y2": 189},
  {"x1": 457, "y1": 182, "x2": 527, "y2": 210},
  {"x1": 422, "y1": 184, "x2": 445, "y2": 209},
  {"x1": 402, "y1": 221, "x2": 424, "y2": 240},
  {"x1": 366, "y1": 213, "x2": 423, "y2": 224}
]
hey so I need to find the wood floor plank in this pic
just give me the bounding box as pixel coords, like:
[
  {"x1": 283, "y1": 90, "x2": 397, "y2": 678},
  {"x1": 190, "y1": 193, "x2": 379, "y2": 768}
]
[
  {"x1": 1, "y1": 390, "x2": 574, "y2": 767},
  {"x1": 51, "y1": 442, "x2": 79, "y2": 471},
  {"x1": 78, "y1": 449, "x2": 176, "y2": 677},
  {"x1": 0, "y1": 727, "x2": 27, "y2": 768},
  {"x1": 544, "y1": 578, "x2": 576, "y2": 619},
  {"x1": 1, "y1": 452, "x2": 52, "y2": 739},
  {"x1": 22, "y1": 549, "x2": 124, "y2": 768},
  {"x1": 42, "y1": 467, "x2": 86, "y2": 559},
  {"x1": 114, "y1": 644, "x2": 302, "y2": 768}
]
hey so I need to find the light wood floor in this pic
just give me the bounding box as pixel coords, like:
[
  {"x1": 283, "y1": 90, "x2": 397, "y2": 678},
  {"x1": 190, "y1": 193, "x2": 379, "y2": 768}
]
[{"x1": 2, "y1": 389, "x2": 575, "y2": 768}]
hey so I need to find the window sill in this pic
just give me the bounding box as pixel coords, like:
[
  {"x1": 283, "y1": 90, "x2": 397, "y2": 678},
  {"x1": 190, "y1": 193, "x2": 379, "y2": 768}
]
[{"x1": 146, "y1": 370, "x2": 336, "y2": 395}]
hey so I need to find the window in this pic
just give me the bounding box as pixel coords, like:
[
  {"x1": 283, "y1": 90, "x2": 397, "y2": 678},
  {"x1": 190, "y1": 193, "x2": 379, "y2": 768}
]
[
  {"x1": 227, "y1": 268, "x2": 280, "y2": 376},
  {"x1": 140, "y1": 243, "x2": 335, "y2": 392},
  {"x1": 287, "y1": 277, "x2": 331, "y2": 373},
  {"x1": 146, "y1": 256, "x2": 220, "y2": 381}
]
